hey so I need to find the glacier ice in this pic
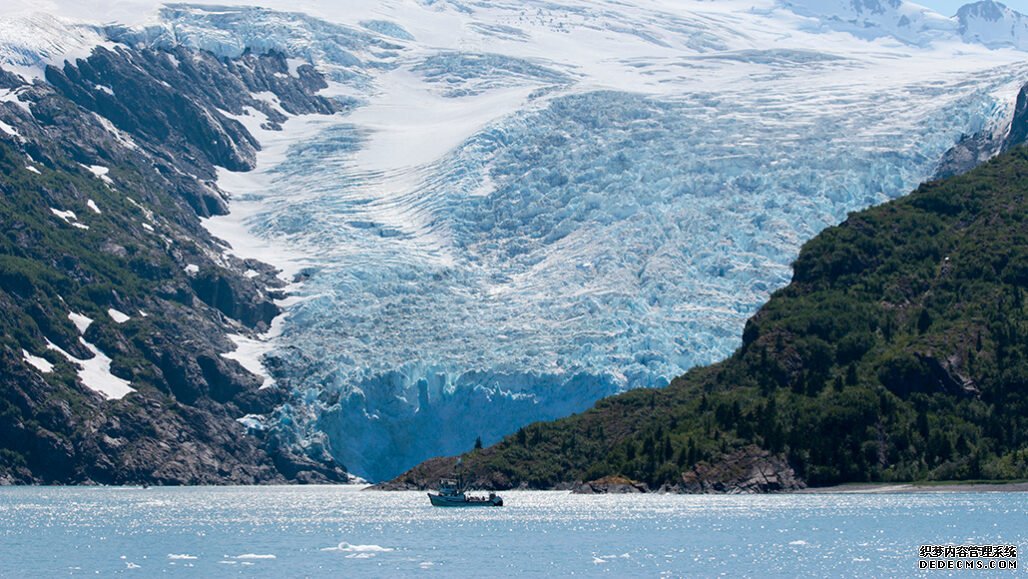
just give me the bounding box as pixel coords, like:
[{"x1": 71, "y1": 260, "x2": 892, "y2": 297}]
[
  {"x1": 8, "y1": 0, "x2": 1028, "y2": 480},
  {"x1": 260, "y1": 72, "x2": 1022, "y2": 480},
  {"x1": 165, "y1": 1, "x2": 1028, "y2": 481}
]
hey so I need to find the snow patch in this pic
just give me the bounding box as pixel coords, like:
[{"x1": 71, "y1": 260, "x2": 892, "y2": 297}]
[
  {"x1": 25, "y1": 165, "x2": 40, "y2": 174},
  {"x1": 67, "y1": 311, "x2": 93, "y2": 333},
  {"x1": 50, "y1": 207, "x2": 78, "y2": 224},
  {"x1": 46, "y1": 337, "x2": 135, "y2": 400},
  {"x1": 285, "y1": 57, "x2": 306, "y2": 77},
  {"x1": 0, "y1": 88, "x2": 32, "y2": 115},
  {"x1": 221, "y1": 333, "x2": 276, "y2": 388},
  {"x1": 81, "y1": 163, "x2": 114, "y2": 186},
  {"x1": 86, "y1": 199, "x2": 101, "y2": 214},
  {"x1": 184, "y1": 264, "x2": 199, "y2": 275},
  {"x1": 107, "y1": 308, "x2": 130, "y2": 324},
  {"x1": 22, "y1": 349, "x2": 53, "y2": 373},
  {"x1": 0, "y1": 119, "x2": 19, "y2": 138}
]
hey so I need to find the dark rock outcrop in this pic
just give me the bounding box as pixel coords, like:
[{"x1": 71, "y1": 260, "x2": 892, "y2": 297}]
[
  {"x1": 572, "y1": 475, "x2": 649, "y2": 494},
  {"x1": 671, "y1": 446, "x2": 805, "y2": 494},
  {"x1": 936, "y1": 81, "x2": 1028, "y2": 179}
]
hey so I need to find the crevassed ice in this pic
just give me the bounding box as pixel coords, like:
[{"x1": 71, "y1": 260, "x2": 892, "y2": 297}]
[
  {"x1": 267, "y1": 75, "x2": 1020, "y2": 480},
  {"x1": 145, "y1": 2, "x2": 1028, "y2": 481}
]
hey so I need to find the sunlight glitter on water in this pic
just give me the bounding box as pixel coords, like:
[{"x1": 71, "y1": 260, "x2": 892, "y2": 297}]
[{"x1": 0, "y1": 486, "x2": 1024, "y2": 577}]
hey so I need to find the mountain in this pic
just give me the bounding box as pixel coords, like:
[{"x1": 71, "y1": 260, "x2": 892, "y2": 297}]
[
  {"x1": 958, "y1": 1, "x2": 1028, "y2": 50},
  {"x1": 2, "y1": 1, "x2": 1028, "y2": 482},
  {"x1": 779, "y1": 0, "x2": 959, "y2": 45},
  {"x1": 0, "y1": 38, "x2": 351, "y2": 483},
  {"x1": 781, "y1": 0, "x2": 1028, "y2": 49},
  {"x1": 382, "y1": 143, "x2": 1028, "y2": 492}
]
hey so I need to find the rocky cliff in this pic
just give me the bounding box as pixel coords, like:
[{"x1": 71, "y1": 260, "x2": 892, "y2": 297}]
[
  {"x1": 0, "y1": 43, "x2": 348, "y2": 484},
  {"x1": 936, "y1": 81, "x2": 1028, "y2": 178}
]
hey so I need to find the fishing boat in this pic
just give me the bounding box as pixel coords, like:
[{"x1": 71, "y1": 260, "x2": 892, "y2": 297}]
[{"x1": 428, "y1": 478, "x2": 503, "y2": 507}]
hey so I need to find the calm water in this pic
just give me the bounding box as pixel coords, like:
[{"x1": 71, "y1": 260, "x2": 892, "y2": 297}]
[{"x1": 0, "y1": 486, "x2": 1023, "y2": 577}]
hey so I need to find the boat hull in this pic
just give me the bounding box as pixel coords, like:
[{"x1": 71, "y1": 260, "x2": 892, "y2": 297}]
[{"x1": 428, "y1": 493, "x2": 503, "y2": 507}]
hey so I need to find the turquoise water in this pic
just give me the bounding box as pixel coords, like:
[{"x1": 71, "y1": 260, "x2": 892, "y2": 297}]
[{"x1": 0, "y1": 486, "x2": 1023, "y2": 577}]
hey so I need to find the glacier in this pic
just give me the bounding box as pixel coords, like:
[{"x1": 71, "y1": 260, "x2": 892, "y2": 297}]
[{"x1": 4, "y1": 0, "x2": 1028, "y2": 481}]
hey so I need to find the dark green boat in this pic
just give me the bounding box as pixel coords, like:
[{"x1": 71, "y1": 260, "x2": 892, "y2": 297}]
[{"x1": 428, "y1": 478, "x2": 503, "y2": 507}]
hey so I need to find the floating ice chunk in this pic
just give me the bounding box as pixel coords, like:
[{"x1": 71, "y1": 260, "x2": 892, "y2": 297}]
[
  {"x1": 322, "y1": 542, "x2": 393, "y2": 553},
  {"x1": 227, "y1": 554, "x2": 276, "y2": 560},
  {"x1": 789, "y1": 540, "x2": 809, "y2": 546},
  {"x1": 107, "y1": 308, "x2": 130, "y2": 324},
  {"x1": 167, "y1": 554, "x2": 198, "y2": 560},
  {"x1": 22, "y1": 349, "x2": 53, "y2": 373},
  {"x1": 68, "y1": 311, "x2": 93, "y2": 333}
]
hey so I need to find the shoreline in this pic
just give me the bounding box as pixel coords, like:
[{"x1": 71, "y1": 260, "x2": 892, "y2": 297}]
[
  {"x1": 1, "y1": 481, "x2": 1026, "y2": 493},
  {"x1": 794, "y1": 481, "x2": 1028, "y2": 494}
]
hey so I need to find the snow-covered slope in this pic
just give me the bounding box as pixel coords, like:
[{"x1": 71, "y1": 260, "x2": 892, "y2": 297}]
[
  {"x1": 959, "y1": 1, "x2": 1028, "y2": 49},
  {"x1": 3, "y1": 0, "x2": 1028, "y2": 480},
  {"x1": 779, "y1": 0, "x2": 958, "y2": 45},
  {"x1": 0, "y1": 12, "x2": 113, "y2": 79},
  {"x1": 780, "y1": 0, "x2": 1028, "y2": 49}
]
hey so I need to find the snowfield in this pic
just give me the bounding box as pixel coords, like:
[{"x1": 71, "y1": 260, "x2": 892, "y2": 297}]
[{"x1": 3, "y1": 0, "x2": 1028, "y2": 479}]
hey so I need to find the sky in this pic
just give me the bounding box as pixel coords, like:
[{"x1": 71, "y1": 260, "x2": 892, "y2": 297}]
[{"x1": 919, "y1": 0, "x2": 1028, "y2": 16}]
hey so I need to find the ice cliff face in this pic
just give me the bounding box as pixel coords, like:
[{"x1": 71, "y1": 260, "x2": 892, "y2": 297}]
[{"x1": 4, "y1": 0, "x2": 1028, "y2": 481}]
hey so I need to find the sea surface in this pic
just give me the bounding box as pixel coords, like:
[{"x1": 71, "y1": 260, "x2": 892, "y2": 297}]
[{"x1": 0, "y1": 486, "x2": 1023, "y2": 577}]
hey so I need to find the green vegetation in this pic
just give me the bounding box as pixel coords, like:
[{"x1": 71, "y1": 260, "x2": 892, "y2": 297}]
[{"x1": 445, "y1": 146, "x2": 1028, "y2": 489}]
